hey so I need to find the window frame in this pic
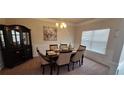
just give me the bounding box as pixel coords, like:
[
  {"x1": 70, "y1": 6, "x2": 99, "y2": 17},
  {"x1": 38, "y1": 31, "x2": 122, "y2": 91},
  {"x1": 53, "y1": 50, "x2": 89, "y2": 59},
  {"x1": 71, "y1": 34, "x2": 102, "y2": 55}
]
[{"x1": 81, "y1": 28, "x2": 110, "y2": 55}]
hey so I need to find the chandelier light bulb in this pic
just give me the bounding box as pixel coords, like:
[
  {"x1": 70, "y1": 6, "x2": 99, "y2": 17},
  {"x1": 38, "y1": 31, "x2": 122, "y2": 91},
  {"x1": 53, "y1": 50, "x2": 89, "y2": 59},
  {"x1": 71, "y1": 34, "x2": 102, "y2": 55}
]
[
  {"x1": 55, "y1": 22, "x2": 67, "y2": 29},
  {"x1": 60, "y1": 24, "x2": 63, "y2": 29},
  {"x1": 56, "y1": 23, "x2": 59, "y2": 27},
  {"x1": 62, "y1": 23, "x2": 67, "y2": 28}
]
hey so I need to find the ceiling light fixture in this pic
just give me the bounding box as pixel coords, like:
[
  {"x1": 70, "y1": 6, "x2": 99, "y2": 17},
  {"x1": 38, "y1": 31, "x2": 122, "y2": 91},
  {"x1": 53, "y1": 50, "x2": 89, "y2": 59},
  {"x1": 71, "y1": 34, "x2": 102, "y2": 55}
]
[{"x1": 55, "y1": 22, "x2": 67, "y2": 29}]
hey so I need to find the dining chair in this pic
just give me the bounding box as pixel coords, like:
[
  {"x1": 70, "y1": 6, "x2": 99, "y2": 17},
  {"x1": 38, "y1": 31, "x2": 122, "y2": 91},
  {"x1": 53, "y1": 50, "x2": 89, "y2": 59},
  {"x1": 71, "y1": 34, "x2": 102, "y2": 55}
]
[
  {"x1": 56, "y1": 52, "x2": 72, "y2": 75},
  {"x1": 59, "y1": 44, "x2": 68, "y2": 50},
  {"x1": 46, "y1": 50, "x2": 56, "y2": 56},
  {"x1": 78, "y1": 45, "x2": 86, "y2": 51},
  {"x1": 36, "y1": 48, "x2": 51, "y2": 75},
  {"x1": 71, "y1": 50, "x2": 85, "y2": 70},
  {"x1": 78, "y1": 45, "x2": 86, "y2": 65},
  {"x1": 49, "y1": 44, "x2": 58, "y2": 51}
]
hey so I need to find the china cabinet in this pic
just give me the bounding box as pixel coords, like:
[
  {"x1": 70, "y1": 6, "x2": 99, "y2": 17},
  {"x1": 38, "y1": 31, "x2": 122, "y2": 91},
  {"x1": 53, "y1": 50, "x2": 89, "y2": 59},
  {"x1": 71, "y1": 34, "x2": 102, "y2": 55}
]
[{"x1": 0, "y1": 25, "x2": 32, "y2": 68}]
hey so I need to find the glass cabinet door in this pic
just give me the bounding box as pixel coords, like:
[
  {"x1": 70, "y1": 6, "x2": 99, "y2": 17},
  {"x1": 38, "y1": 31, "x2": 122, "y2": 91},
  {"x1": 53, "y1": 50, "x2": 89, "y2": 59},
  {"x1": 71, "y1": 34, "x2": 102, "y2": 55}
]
[
  {"x1": 16, "y1": 31, "x2": 21, "y2": 45},
  {"x1": 27, "y1": 32, "x2": 30, "y2": 45},
  {"x1": 0, "y1": 30, "x2": 5, "y2": 47},
  {"x1": 22, "y1": 32, "x2": 30, "y2": 45},
  {"x1": 23, "y1": 32, "x2": 27, "y2": 45},
  {"x1": 11, "y1": 30, "x2": 21, "y2": 47},
  {"x1": 11, "y1": 30, "x2": 16, "y2": 46}
]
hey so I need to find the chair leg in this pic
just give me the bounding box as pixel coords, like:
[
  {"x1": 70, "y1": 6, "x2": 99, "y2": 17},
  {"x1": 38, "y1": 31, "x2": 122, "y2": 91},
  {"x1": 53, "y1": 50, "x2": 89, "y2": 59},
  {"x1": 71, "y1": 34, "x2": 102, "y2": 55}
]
[
  {"x1": 79, "y1": 60, "x2": 81, "y2": 67},
  {"x1": 57, "y1": 66, "x2": 60, "y2": 75},
  {"x1": 81, "y1": 55, "x2": 84, "y2": 65},
  {"x1": 53, "y1": 63, "x2": 56, "y2": 71},
  {"x1": 67, "y1": 64, "x2": 70, "y2": 71},
  {"x1": 81, "y1": 59, "x2": 84, "y2": 65},
  {"x1": 72, "y1": 62, "x2": 74, "y2": 70},
  {"x1": 42, "y1": 65, "x2": 45, "y2": 75}
]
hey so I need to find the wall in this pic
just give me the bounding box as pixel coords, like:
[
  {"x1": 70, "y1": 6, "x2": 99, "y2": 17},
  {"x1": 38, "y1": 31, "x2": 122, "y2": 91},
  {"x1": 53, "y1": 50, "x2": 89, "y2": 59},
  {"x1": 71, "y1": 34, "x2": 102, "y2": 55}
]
[
  {"x1": 114, "y1": 20, "x2": 124, "y2": 75},
  {"x1": 117, "y1": 44, "x2": 124, "y2": 74},
  {"x1": 119, "y1": 44, "x2": 124, "y2": 62},
  {"x1": 0, "y1": 19, "x2": 6, "y2": 24},
  {"x1": 0, "y1": 18, "x2": 6, "y2": 70},
  {"x1": 5, "y1": 18, "x2": 75, "y2": 56},
  {"x1": 74, "y1": 19, "x2": 124, "y2": 74}
]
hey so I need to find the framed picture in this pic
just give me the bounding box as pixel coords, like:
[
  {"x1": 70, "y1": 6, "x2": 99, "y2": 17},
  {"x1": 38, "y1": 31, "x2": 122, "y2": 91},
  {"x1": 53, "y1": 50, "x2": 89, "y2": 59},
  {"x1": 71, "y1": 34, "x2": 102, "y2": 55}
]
[{"x1": 43, "y1": 26, "x2": 57, "y2": 41}]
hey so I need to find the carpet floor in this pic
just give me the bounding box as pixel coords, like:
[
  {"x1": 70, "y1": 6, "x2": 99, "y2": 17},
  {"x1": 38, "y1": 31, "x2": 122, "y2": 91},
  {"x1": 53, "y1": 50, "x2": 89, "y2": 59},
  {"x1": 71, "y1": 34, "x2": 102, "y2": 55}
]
[{"x1": 0, "y1": 57, "x2": 109, "y2": 75}]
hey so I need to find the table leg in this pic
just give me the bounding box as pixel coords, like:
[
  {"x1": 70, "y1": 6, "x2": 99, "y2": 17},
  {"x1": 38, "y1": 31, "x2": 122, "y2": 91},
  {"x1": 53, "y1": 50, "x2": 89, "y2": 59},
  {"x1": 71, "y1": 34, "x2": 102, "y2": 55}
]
[{"x1": 50, "y1": 64, "x2": 53, "y2": 75}]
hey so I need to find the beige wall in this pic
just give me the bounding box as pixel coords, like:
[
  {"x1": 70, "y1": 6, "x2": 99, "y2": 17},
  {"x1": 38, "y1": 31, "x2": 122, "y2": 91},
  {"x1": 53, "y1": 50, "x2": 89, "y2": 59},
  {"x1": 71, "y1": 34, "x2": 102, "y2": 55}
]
[
  {"x1": 5, "y1": 18, "x2": 75, "y2": 56},
  {"x1": 0, "y1": 19, "x2": 6, "y2": 24},
  {"x1": 74, "y1": 18, "x2": 124, "y2": 74}
]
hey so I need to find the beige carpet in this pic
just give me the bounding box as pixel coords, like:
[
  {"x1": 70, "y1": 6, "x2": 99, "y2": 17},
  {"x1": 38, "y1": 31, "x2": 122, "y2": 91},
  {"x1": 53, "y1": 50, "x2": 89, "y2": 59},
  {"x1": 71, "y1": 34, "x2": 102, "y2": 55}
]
[{"x1": 0, "y1": 57, "x2": 109, "y2": 75}]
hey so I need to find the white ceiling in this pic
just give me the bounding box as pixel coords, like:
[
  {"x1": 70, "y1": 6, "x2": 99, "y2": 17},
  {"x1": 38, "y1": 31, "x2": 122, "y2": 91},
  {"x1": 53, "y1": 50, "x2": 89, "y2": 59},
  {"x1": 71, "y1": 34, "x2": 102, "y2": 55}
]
[{"x1": 51, "y1": 18, "x2": 94, "y2": 24}]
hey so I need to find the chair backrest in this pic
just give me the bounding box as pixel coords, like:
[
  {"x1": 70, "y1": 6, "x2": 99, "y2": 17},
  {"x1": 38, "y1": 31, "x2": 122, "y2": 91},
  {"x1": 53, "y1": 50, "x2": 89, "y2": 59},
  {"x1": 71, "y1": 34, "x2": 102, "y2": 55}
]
[
  {"x1": 71, "y1": 50, "x2": 85, "y2": 62},
  {"x1": 56, "y1": 52, "x2": 72, "y2": 65},
  {"x1": 78, "y1": 45, "x2": 86, "y2": 51},
  {"x1": 36, "y1": 48, "x2": 49, "y2": 64},
  {"x1": 59, "y1": 44, "x2": 68, "y2": 50},
  {"x1": 49, "y1": 44, "x2": 58, "y2": 51}
]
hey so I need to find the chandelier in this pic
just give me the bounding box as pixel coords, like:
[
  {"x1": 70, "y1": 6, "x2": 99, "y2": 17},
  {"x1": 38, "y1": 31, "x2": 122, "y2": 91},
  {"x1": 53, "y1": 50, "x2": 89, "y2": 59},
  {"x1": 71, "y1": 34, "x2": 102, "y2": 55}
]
[{"x1": 55, "y1": 22, "x2": 67, "y2": 29}]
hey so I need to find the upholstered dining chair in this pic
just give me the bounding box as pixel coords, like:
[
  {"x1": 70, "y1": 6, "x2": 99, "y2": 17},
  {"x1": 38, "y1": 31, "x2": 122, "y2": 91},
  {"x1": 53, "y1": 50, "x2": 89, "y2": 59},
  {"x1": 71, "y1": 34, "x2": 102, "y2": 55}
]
[
  {"x1": 36, "y1": 48, "x2": 51, "y2": 75},
  {"x1": 71, "y1": 50, "x2": 85, "y2": 70},
  {"x1": 49, "y1": 44, "x2": 58, "y2": 51},
  {"x1": 56, "y1": 52, "x2": 72, "y2": 75},
  {"x1": 78, "y1": 45, "x2": 86, "y2": 51},
  {"x1": 77, "y1": 45, "x2": 86, "y2": 65},
  {"x1": 59, "y1": 44, "x2": 68, "y2": 50}
]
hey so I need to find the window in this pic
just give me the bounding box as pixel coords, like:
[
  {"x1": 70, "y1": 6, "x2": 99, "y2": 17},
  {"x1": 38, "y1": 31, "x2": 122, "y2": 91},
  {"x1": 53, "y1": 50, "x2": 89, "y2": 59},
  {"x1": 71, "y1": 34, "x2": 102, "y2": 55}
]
[{"x1": 81, "y1": 29, "x2": 110, "y2": 54}]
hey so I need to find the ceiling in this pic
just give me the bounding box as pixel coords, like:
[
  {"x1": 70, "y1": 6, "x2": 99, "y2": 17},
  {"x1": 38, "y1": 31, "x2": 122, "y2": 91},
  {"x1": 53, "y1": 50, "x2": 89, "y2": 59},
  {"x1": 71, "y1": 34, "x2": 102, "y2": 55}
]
[{"x1": 51, "y1": 18, "x2": 94, "y2": 24}]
